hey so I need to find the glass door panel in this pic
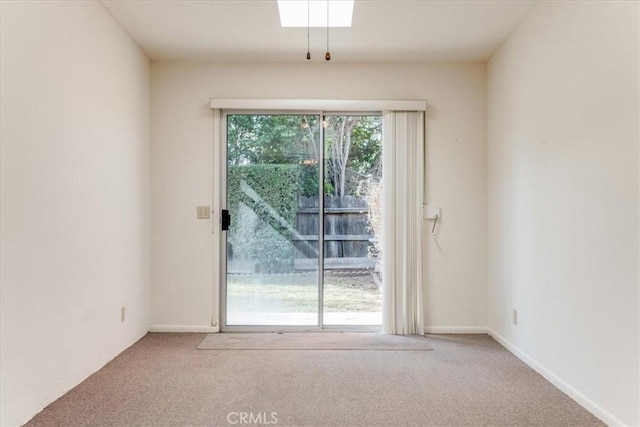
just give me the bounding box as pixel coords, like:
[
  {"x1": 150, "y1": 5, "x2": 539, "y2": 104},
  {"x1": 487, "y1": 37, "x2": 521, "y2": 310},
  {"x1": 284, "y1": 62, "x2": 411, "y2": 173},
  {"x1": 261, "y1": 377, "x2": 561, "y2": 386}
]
[
  {"x1": 225, "y1": 114, "x2": 320, "y2": 326},
  {"x1": 321, "y1": 115, "x2": 383, "y2": 326}
]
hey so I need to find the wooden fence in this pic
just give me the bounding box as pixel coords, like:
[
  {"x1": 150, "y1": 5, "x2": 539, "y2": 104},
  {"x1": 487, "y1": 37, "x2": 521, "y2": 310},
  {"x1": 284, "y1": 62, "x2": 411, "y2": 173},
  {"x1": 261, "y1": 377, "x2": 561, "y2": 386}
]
[{"x1": 293, "y1": 195, "x2": 376, "y2": 270}]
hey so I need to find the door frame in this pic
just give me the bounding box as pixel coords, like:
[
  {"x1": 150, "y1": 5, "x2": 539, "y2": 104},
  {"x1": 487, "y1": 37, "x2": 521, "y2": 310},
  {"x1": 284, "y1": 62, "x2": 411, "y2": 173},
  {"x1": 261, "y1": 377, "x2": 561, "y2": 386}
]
[{"x1": 210, "y1": 99, "x2": 427, "y2": 332}]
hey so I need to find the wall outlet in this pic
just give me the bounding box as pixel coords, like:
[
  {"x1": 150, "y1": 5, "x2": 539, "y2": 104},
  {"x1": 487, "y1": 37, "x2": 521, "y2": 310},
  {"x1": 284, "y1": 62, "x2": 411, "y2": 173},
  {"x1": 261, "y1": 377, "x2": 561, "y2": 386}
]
[
  {"x1": 120, "y1": 306, "x2": 126, "y2": 323},
  {"x1": 197, "y1": 206, "x2": 211, "y2": 219},
  {"x1": 512, "y1": 308, "x2": 518, "y2": 325}
]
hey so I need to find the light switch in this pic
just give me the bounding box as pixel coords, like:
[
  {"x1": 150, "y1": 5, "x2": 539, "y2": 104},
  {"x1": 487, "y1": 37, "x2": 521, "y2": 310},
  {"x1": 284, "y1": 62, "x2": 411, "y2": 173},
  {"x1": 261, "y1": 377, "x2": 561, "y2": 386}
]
[{"x1": 197, "y1": 206, "x2": 211, "y2": 219}]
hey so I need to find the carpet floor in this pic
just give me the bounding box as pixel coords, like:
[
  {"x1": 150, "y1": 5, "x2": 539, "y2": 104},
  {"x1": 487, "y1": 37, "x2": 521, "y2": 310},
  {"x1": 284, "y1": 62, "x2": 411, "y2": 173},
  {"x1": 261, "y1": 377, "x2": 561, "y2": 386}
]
[
  {"x1": 27, "y1": 333, "x2": 603, "y2": 426},
  {"x1": 197, "y1": 332, "x2": 434, "y2": 350}
]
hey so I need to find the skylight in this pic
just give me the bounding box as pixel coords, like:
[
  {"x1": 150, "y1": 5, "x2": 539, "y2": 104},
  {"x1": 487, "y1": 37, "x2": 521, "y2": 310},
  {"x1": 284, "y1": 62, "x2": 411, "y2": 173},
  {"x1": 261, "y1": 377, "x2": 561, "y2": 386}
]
[{"x1": 277, "y1": 0, "x2": 354, "y2": 28}]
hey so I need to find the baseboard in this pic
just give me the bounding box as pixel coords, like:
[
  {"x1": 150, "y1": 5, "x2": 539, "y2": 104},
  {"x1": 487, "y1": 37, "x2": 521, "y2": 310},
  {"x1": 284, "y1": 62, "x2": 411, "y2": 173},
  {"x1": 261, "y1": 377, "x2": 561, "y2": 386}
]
[
  {"x1": 424, "y1": 326, "x2": 488, "y2": 334},
  {"x1": 148, "y1": 324, "x2": 220, "y2": 333},
  {"x1": 487, "y1": 329, "x2": 625, "y2": 427},
  {"x1": 150, "y1": 325, "x2": 487, "y2": 334}
]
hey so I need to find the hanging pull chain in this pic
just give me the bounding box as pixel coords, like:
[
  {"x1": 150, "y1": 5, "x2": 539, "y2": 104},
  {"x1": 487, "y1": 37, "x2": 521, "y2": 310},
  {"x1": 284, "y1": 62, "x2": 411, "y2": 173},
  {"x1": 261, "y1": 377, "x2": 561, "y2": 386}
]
[
  {"x1": 306, "y1": 0, "x2": 311, "y2": 60},
  {"x1": 325, "y1": 0, "x2": 331, "y2": 61}
]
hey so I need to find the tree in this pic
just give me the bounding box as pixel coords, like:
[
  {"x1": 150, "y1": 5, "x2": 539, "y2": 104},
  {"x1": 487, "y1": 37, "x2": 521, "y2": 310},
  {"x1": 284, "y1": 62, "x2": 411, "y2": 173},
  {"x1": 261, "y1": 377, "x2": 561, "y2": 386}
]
[
  {"x1": 227, "y1": 115, "x2": 319, "y2": 166},
  {"x1": 226, "y1": 113, "x2": 382, "y2": 197},
  {"x1": 324, "y1": 115, "x2": 382, "y2": 196}
]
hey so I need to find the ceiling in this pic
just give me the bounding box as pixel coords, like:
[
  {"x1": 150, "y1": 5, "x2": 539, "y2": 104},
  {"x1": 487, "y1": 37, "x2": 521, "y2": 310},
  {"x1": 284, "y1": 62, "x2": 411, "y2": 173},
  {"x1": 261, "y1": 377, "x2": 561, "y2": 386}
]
[{"x1": 100, "y1": 0, "x2": 535, "y2": 63}]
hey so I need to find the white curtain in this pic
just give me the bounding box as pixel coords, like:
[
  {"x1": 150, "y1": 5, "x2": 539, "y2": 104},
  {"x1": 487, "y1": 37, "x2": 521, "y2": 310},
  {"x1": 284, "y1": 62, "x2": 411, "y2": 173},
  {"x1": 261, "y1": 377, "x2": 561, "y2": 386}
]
[{"x1": 382, "y1": 111, "x2": 425, "y2": 335}]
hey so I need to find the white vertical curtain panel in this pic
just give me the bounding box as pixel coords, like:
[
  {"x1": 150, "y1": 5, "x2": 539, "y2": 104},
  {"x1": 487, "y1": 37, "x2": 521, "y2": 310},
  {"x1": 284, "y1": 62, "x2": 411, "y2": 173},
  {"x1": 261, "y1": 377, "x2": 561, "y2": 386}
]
[{"x1": 382, "y1": 111, "x2": 425, "y2": 335}]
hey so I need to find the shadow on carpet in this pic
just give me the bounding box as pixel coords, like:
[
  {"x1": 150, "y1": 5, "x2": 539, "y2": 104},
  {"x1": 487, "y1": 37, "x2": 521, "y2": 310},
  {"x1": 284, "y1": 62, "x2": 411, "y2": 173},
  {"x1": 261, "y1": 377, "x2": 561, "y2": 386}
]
[{"x1": 197, "y1": 332, "x2": 434, "y2": 350}]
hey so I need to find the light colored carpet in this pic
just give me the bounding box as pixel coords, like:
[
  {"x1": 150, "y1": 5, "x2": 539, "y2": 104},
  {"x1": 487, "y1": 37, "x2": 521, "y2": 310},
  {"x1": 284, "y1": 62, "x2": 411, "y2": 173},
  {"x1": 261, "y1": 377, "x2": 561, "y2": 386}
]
[
  {"x1": 26, "y1": 333, "x2": 604, "y2": 426},
  {"x1": 197, "y1": 332, "x2": 434, "y2": 350}
]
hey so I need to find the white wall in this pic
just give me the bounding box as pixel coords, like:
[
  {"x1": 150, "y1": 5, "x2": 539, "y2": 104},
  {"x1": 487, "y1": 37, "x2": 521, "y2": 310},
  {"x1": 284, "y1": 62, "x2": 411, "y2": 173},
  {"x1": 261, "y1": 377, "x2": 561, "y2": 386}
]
[
  {"x1": 0, "y1": 2, "x2": 150, "y2": 426},
  {"x1": 487, "y1": 1, "x2": 639, "y2": 425},
  {"x1": 150, "y1": 62, "x2": 487, "y2": 332}
]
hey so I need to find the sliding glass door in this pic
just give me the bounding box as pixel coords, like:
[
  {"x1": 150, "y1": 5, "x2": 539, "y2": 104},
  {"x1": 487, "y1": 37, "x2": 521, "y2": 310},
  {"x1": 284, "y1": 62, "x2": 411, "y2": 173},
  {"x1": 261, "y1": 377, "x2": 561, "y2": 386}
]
[{"x1": 222, "y1": 112, "x2": 382, "y2": 329}]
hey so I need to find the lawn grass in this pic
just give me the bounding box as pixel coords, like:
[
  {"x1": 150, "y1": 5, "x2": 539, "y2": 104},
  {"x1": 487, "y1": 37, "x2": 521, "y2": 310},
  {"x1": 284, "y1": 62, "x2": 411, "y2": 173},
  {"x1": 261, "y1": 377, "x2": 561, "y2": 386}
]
[{"x1": 227, "y1": 272, "x2": 381, "y2": 313}]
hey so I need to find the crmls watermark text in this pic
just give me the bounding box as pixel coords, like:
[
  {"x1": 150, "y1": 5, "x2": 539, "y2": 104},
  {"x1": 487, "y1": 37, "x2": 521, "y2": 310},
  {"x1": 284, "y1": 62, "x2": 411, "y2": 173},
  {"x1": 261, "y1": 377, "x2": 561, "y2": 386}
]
[{"x1": 227, "y1": 412, "x2": 278, "y2": 425}]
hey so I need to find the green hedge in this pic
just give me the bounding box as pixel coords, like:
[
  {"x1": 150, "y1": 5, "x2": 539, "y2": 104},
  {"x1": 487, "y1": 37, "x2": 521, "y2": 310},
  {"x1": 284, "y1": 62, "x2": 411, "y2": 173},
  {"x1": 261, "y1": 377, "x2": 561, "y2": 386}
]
[{"x1": 227, "y1": 164, "x2": 302, "y2": 273}]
